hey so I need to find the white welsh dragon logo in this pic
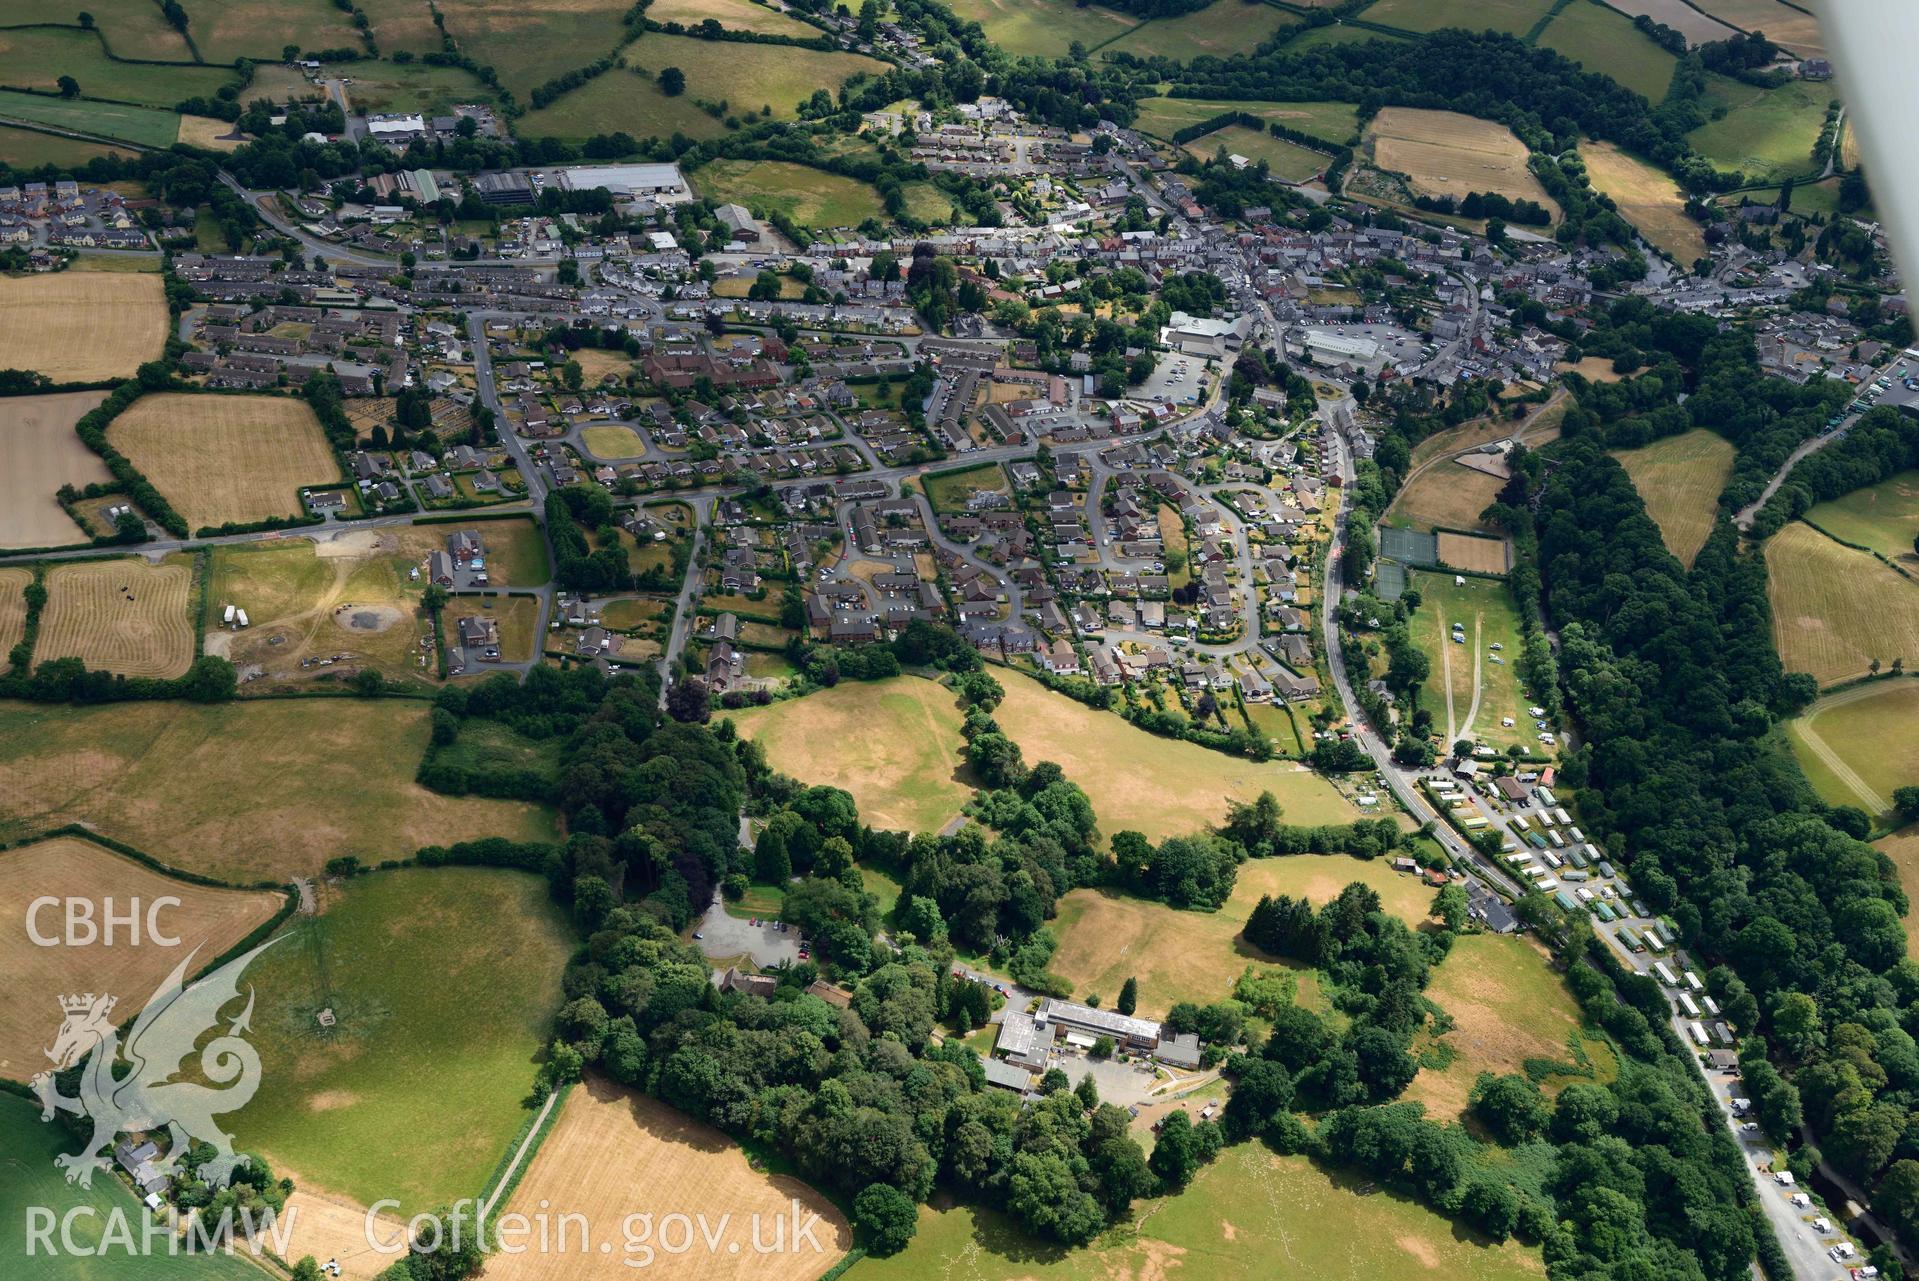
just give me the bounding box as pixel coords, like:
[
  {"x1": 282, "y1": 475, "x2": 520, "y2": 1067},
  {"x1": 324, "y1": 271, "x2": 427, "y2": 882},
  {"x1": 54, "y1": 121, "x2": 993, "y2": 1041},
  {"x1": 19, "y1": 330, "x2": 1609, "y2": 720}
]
[{"x1": 31, "y1": 939, "x2": 280, "y2": 1189}]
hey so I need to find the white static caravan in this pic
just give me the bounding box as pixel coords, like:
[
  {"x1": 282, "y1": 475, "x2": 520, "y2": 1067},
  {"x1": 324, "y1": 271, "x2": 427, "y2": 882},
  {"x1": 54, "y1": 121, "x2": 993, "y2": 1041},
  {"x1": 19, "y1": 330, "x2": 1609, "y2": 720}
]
[
  {"x1": 1654, "y1": 962, "x2": 1679, "y2": 986},
  {"x1": 1688, "y1": 1020, "x2": 1710, "y2": 1046},
  {"x1": 222, "y1": 604, "x2": 236, "y2": 625},
  {"x1": 1553, "y1": 807, "x2": 1573, "y2": 826},
  {"x1": 1678, "y1": 993, "x2": 1702, "y2": 1018},
  {"x1": 235, "y1": 609, "x2": 249, "y2": 628},
  {"x1": 1684, "y1": 971, "x2": 1704, "y2": 993}
]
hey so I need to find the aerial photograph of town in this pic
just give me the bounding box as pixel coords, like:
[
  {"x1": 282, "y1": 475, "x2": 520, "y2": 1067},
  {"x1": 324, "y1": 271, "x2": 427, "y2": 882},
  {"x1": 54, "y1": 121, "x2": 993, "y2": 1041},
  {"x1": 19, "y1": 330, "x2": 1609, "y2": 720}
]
[{"x1": 3, "y1": 0, "x2": 1919, "y2": 1278}]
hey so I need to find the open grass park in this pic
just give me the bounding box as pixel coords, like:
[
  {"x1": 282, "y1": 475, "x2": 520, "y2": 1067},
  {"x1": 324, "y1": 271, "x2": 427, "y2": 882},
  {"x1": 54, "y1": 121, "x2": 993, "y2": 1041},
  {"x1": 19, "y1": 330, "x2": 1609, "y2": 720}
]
[
  {"x1": 229, "y1": 867, "x2": 571, "y2": 1214},
  {"x1": 851, "y1": 1143, "x2": 1542, "y2": 1281},
  {"x1": 1785, "y1": 680, "x2": 1919, "y2": 822},
  {"x1": 1766, "y1": 522, "x2": 1919, "y2": 688},
  {"x1": 1407, "y1": 570, "x2": 1538, "y2": 758},
  {"x1": 1609, "y1": 428, "x2": 1735, "y2": 566},
  {"x1": 0, "y1": 699, "x2": 559, "y2": 883}
]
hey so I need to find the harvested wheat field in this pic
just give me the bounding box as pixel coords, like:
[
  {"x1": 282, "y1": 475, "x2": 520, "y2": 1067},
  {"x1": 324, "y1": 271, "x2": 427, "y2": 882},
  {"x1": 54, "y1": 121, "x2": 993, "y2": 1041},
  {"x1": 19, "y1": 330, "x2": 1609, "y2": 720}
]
[
  {"x1": 176, "y1": 114, "x2": 246, "y2": 149},
  {"x1": 1582, "y1": 141, "x2": 1709, "y2": 265},
  {"x1": 1436, "y1": 531, "x2": 1510, "y2": 574},
  {"x1": 38, "y1": 555, "x2": 194, "y2": 678},
  {"x1": 0, "y1": 390, "x2": 111, "y2": 548},
  {"x1": 488, "y1": 1076, "x2": 850, "y2": 1281},
  {"x1": 1611, "y1": 429, "x2": 1735, "y2": 566},
  {"x1": 275, "y1": 1189, "x2": 405, "y2": 1281},
  {"x1": 0, "y1": 834, "x2": 285, "y2": 1081},
  {"x1": 1367, "y1": 107, "x2": 1557, "y2": 215},
  {"x1": 1406, "y1": 933, "x2": 1616, "y2": 1122},
  {"x1": 108, "y1": 394, "x2": 342, "y2": 530},
  {"x1": 0, "y1": 272, "x2": 164, "y2": 381},
  {"x1": 0, "y1": 698, "x2": 558, "y2": 883},
  {"x1": 0, "y1": 569, "x2": 27, "y2": 657},
  {"x1": 1767, "y1": 522, "x2": 1919, "y2": 687}
]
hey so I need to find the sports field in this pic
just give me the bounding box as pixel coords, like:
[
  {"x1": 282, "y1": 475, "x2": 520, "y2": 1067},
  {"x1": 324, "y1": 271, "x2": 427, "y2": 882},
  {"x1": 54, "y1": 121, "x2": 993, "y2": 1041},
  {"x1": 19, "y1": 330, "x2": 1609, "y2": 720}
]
[
  {"x1": 38, "y1": 556, "x2": 193, "y2": 679},
  {"x1": 0, "y1": 391, "x2": 111, "y2": 549},
  {"x1": 1688, "y1": 75, "x2": 1833, "y2": 183},
  {"x1": 0, "y1": 698, "x2": 559, "y2": 882},
  {"x1": 185, "y1": 0, "x2": 365, "y2": 63},
  {"x1": 108, "y1": 394, "x2": 342, "y2": 531},
  {"x1": 1610, "y1": 428, "x2": 1735, "y2": 566},
  {"x1": 1536, "y1": 0, "x2": 1677, "y2": 101},
  {"x1": 1436, "y1": 531, "x2": 1510, "y2": 574},
  {"x1": 488, "y1": 1076, "x2": 852, "y2": 1281},
  {"x1": 0, "y1": 1094, "x2": 267, "y2": 1281},
  {"x1": 0, "y1": 272, "x2": 164, "y2": 382},
  {"x1": 1785, "y1": 681, "x2": 1919, "y2": 820},
  {"x1": 1359, "y1": 0, "x2": 1554, "y2": 36},
  {"x1": 229, "y1": 867, "x2": 571, "y2": 1214},
  {"x1": 1408, "y1": 570, "x2": 1537, "y2": 755},
  {"x1": 990, "y1": 668, "x2": 1363, "y2": 839},
  {"x1": 1103, "y1": 3, "x2": 1299, "y2": 64},
  {"x1": 0, "y1": 26, "x2": 236, "y2": 107},
  {"x1": 516, "y1": 67, "x2": 732, "y2": 142},
  {"x1": 1874, "y1": 827, "x2": 1919, "y2": 960},
  {"x1": 648, "y1": 0, "x2": 819, "y2": 35},
  {"x1": 694, "y1": 159, "x2": 887, "y2": 228},
  {"x1": 1049, "y1": 855, "x2": 1436, "y2": 1015},
  {"x1": 1767, "y1": 522, "x2": 1919, "y2": 687},
  {"x1": 1692, "y1": 0, "x2": 1824, "y2": 56},
  {"x1": 0, "y1": 570, "x2": 27, "y2": 658},
  {"x1": 726, "y1": 675, "x2": 974, "y2": 833},
  {"x1": 1132, "y1": 96, "x2": 1360, "y2": 146},
  {"x1": 0, "y1": 122, "x2": 133, "y2": 168},
  {"x1": 852, "y1": 1144, "x2": 1541, "y2": 1281},
  {"x1": 1366, "y1": 107, "x2": 1557, "y2": 215},
  {"x1": 0, "y1": 834, "x2": 285, "y2": 1081},
  {"x1": 1581, "y1": 141, "x2": 1709, "y2": 264},
  {"x1": 1407, "y1": 932, "x2": 1616, "y2": 1121},
  {"x1": 203, "y1": 538, "x2": 439, "y2": 690},
  {"x1": 1804, "y1": 469, "x2": 1919, "y2": 568},
  {"x1": 942, "y1": 0, "x2": 1140, "y2": 56},
  {"x1": 1183, "y1": 124, "x2": 1329, "y2": 183}
]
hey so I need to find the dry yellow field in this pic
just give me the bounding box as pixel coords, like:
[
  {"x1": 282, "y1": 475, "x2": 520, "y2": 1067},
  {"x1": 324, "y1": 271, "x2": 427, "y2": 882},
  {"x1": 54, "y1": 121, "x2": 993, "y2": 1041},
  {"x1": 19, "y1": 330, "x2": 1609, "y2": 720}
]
[
  {"x1": 1767, "y1": 522, "x2": 1919, "y2": 686},
  {"x1": 488, "y1": 1076, "x2": 851, "y2": 1281},
  {"x1": 37, "y1": 556, "x2": 194, "y2": 678},
  {"x1": 1611, "y1": 428, "x2": 1735, "y2": 567},
  {"x1": 275, "y1": 1189, "x2": 406, "y2": 1281},
  {"x1": 0, "y1": 568, "x2": 28, "y2": 657},
  {"x1": 1390, "y1": 462, "x2": 1505, "y2": 533},
  {"x1": 0, "y1": 390, "x2": 111, "y2": 548},
  {"x1": 1050, "y1": 855, "x2": 1434, "y2": 1014},
  {"x1": 0, "y1": 834, "x2": 285, "y2": 1081},
  {"x1": 1367, "y1": 107, "x2": 1557, "y2": 214},
  {"x1": 1874, "y1": 827, "x2": 1919, "y2": 960},
  {"x1": 0, "y1": 272, "x2": 164, "y2": 382},
  {"x1": 1582, "y1": 141, "x2": 1709, "y2": 265},
  {"x1": 1693, "y1": 0, "x2": 1824, "y2": 56},
  {"x1": 176, "y1": 114, "x2": 245, "y2": 149},
  {"x1": 646, "y1": 0, "x2": 818, "y2": 35},
  {"x1": 1436, "y1": 531, "x2": 1510, "y2": 574},
  {"x1": 108, "y1": 394, "x2": 342, "y2": 530}
]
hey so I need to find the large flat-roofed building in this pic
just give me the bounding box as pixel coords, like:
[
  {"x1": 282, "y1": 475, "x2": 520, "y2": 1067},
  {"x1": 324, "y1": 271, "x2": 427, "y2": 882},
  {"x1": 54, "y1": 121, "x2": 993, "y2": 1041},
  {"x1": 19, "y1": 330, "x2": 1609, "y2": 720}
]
[
  {"x1": 1037, "y1": 998, "x2": 1162, "y2": 1055},
  {"x1": 995, "y1": 1008, "x2": 1056, "y2": 1071},
  {"x1": 560, "y1": 163, "x2": 692, "y2": 204},
  {"x1": 981, "y1": 1058, "x2": 1034, "y2": 1093}
]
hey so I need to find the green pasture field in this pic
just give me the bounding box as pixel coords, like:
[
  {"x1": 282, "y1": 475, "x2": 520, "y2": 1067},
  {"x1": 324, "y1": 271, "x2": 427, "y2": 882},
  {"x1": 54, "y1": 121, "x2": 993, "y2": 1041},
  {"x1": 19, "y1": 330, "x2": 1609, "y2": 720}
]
[
  {"x1": 1132, "y1": 95, "x2": 1360, "y2": 146},
  {"x1": 352, "y1": 0, "x2": 449, "y2": 53},
  {"x1": 0, "y1": 123, "x2": 133, "y2": 168},
  {"x1": 694, "y1": 158, "x2": 886, "y2": 228},
  {"x1": 922, "y1": 461, "x2": 1008, "y2": 512},
  {"x1": 186, "y1": 0, "x2": 365, "y2": 63},
  {"x1": 941, "y1": 0, "x2": 1141, "y2": 57},
  {"x1": 230, "y1": 867, "x2": 572, "y2": 1214},
  {"x1": 1804, "y1": 469, "x2": 1919, "y2": 568},
  {"x1": 901, "y1": 181, "x2": 954, "y2": 225},
  {"x1": 1103, "y1": 2, "x2": 1299, "y2": 64},
  {"x1": 515, "y1": 72, "x2": 725, "y2": 144},
  {"x1": 724, "y1": 675, "x2": 975, "y2": 833},
  {"x1": 436, "y1": 718, "x2": 565, "y2": 786},
  {"x1": 1688, "y1": 74, "x2": 1834, "y2": 183},
  {"x1": 0, "y1": 698, "x2": 559, "y2": 883},
  {"x1": 851, "y1": 1143, "x2": 1540, "y2": 1281},
  {"x1": 1786, "y1": 680, "x2": 1919, "y2": 822},
  {"x1": 628, "y1": 34, "x2": 887, "y2": 117},
  {"x1": 0, "y1": 1095, "x2": 265, "y2": 1281},
  {"x1": 0, "y1": 88, "x2": 181, "y2": 147},
  {"x1": 1408, "y1": 932, "x2": 1618, "y2": 1121},
  {"x1": 342, "y1": 60, "x2": 500, "y2": 116},
  {"x1": 1245, "y1": 699, "x2": 1306, "y2": 756},
  {"x1": 0, "y1": 27, "x2": 234, "y2": 107},
  {"x1": 1742, "y1": 175, "x2": 1849, "y2": 219},
  {"x1": 1283, "y1": 23, "x2": 1409, "y2": 51},
  {"x1": 1536, "y1": 0, "x2": 1677, "y2": 101},
  {"x1": 1609, "y1": 428, "x2": 1735, "y2": 567},
  {"x1": 1184, "y1": 124, "x2": 1330, "y2": 182},
  {"x1": 435, "y1": 0, "x2": 638, "y2": 98},
  {"x1": 13, "y1": 0, "x2": 194, "y2": 59},
  {"x1": 1407, "y1": 570, "x2": 1538, "y2": 757},
  {"x1": 1358, "y1": 0, "x2": 1553, "y2": 36},
  {"x1": 1050, "y1": 854, "x2": 1435, "y2": 1015},
  {"x1": 1766, "y1": 522, "x2": 1919, "y2": 688},
  {"x1": 990, "y1": 668, "x2": 1363, "y2": 840}
]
